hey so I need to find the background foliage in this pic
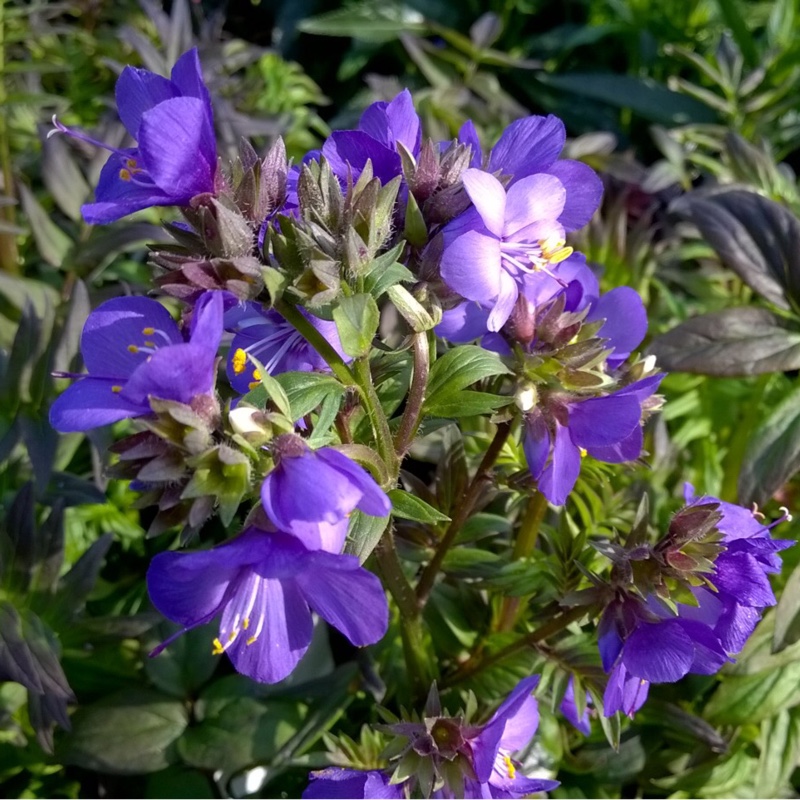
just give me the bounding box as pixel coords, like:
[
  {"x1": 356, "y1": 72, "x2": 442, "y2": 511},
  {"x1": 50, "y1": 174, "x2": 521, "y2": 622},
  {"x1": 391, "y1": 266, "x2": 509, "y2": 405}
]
[{"x1": 3, "y1": 0, "x2": 800, "y2": 797}]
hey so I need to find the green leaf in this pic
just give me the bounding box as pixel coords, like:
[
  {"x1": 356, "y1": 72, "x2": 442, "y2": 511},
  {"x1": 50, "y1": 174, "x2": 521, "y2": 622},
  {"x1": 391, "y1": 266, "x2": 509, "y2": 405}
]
[
  {"x1": 297, "y1": 5, "x2": 428, "y2": 42},
  {"x1": 738, "y1": 386, "x2": 800, "y2": 506},
  {"x1": 773, "y1": 557, "x2": 800, "y2": 653},
  {"x1": 344, "y1": 509, "x2": 389, "y2": 564},
  {"x1": 705, "y1": 661, "x2": 800, "y2": 724},
  {"x1": 275, "y1": 372, "x2": 345, "y2": 420},
  {"x1": 756, "y1": 709, "x2": 800, "y2": 797},
  {"x1": 424, "y1": 391, "x2": 510, "y2": 418},
  {"x1": 537, "y1": 72, "x2": 716, "y2": 126},
  {"x1": 332, "y1": 293, "x2": 380, "y2": 358},
  {"x1": 17, "y1": 184, "x2": 72, "y2": 268},
  {"x1": 388, "y1": 489, "x2": 450, "y2": 524},
  {"x1": 58, "y1": 688, "x2": 188, "y2": 774},
  {"x1": 251, "y1": 357, "x2": 292, "y2": 418},
  {"x1": 144, "y1": 623, "x2": 219, "y2": 698},
  {"x1": 177, "y1": 696, "x2": 305, "y2": 776},
  {"x1": 650, "y1": 308, "x2": 800, "y2": 376}
]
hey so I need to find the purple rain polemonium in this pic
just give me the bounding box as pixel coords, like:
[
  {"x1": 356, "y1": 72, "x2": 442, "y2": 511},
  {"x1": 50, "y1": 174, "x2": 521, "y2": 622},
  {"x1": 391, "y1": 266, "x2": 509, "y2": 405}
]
[
  {"x1": 321, "y1": 89, "x2": 421, "y2": 185},
  {"x1": 225, "y1": 301, "x2": 348, "y2": 394},
  {"x1": 560, "y1": 677, "x2": 592, "y2": 736},
  {"x1": 599, "y1": 492, "x2": 792, "y2": 716},
  {"x1": 147, "y1": 526, "x2": 388, "y2": 684},
  {"x1": 53, "y1": 48, "x2": 216, "y2": 224},
  {"x1": 439, "y1": 168, "x2": 589, "y2": 332},
  {"x1": 302, "y1": 676, "x2": 558, "y2": 799},
  {"x1": 50, "y1": 291, "x2": 223, "y2": 432},
  {"x1": 260, "y1": 434, "x2": 391, "y2": 553}
]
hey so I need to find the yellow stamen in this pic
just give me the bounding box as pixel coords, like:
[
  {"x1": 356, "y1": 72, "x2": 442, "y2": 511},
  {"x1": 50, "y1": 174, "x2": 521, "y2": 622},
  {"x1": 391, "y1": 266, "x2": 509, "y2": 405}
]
[
  {"x1": 119, "y1": 168, "x2": 132, "y2": 181},
  {"x1": 232, "y1": 348, "x2": 247, "y2": 375},
  {"x1": 252, "y1": 369, "x2": 262, "y2": 382},
  {"x1": 127, "y1": 344, "x2": 139, "y2": 353},
  {"x1": 111, "y1": 385, "x2": 123, "y2": 393},
  {"x1": 126, "y1": 158, "x2": 138, "y2": 169},
  {"x1": 503, "y1": 755, "x2": 516, "y2": 780},
  {"x1": 228, "y1": 631, "x2": 237, "y2": 643},
  {"x1": 142, "y1": 327, "x2": 155, "y2": 335},
  {"x1": 540, "y1": 235, "x2": 574, "y2": 265},
  {"x1": 246, "y1": 636, "x2": 258, "y2": 646},
  {"x1": 579, "y1": 447, "x2": 587, "y2": 458},
  {"x1": 243, "y1": 617, "x2": 250, "y2": 630},
  {"x1": 212, "y1": 638, "x2": 224, "y2": 655},
  {"x1": 144, "y1": 340, "x2": 155, "y2": 347}
]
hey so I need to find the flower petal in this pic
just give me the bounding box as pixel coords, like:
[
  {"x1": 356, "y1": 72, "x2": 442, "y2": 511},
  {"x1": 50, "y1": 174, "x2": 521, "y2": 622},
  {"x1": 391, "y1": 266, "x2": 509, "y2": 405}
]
[
  {"x1": 138, "y1": 97, "x2": 216, "y2": 198},
  {"x1": 435, "y1": 302, "x2": 491, "y2": 343},
  {"x1": 622, "y1": 621, "x2": 694, "y2": 683},
  {"x1": 315, "y1": 449, "x2": 392, "y2": 518},
  {"x1": 503, "y1": 174, "x2": 566, "y2": 239},
  {"x1": 603, "y1": 662, "x2": 649, "y2": 717},
  {"x1": 169, "y1": 48, "x2": 212, "y2": 106},
  {"x1": 713, "y1": 552, "x2": 776, "y2": 607},
  {"x1": 322, "y1": 131, "x2": 401, "y2": 185},
  {"x1": 458, "y1": 119, "x2": 482, "y2": 168},
  {"x1": 440, "y1": 230, "x2": 502, "y2": 306},
  {"x1": 296, "y1": 551, "x2": 388, "y2": 646},
  {"x1": 568, "y1": 393, "x2": 642, "y2": 448},
  {"x1": 489, "y1": 115, "x2": 565, "y2": 179},
  {"x1": 585, "y1": 425, "x2": 643, "y2": 464},
  {"x1": 461, "y1": 169, "x2": 507, "y2": 238},
  {"x1": 587, "y1": 287, "x2": 647, "y2": 361},
  {"x1": 546, "y1": 159, "x2": 603, "y2": 231},
  {"x1": 538, "y1": 421, "x2": 581, "y2": 505},
  {"x1": 49, "y1": 377, "x2": 147, "y2": 432},
  {"x1": 486, "y1": 270, "x2": 519, "y2": 332},
  {"x1": 227, "y1": 577, "x2": 313, "y2": 683},
  {"x1": 523, "y1": 413, "x2": 550, "y2": 480},
  {"x1": 189, "y1": 290, "x2": 224, "y2": 352},
  {"x1": 114, "y1": 67, "x2": 178, "y2": 138}
]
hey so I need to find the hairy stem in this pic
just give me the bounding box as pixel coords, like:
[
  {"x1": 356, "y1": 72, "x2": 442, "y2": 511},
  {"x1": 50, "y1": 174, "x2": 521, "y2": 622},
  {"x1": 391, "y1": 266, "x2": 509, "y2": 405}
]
[
  {"x1": 353, "y1": 357, "x2": 400, "y2": 478},
  {"x1": 415, "y1": 421, "x2": 512, "y2": 607},
  {"x1": 394, "y1": 331, "x2": 430, "y2": 456},
  {"x1": 443, "y1": 605, "x2": 588, "y2": 687}
]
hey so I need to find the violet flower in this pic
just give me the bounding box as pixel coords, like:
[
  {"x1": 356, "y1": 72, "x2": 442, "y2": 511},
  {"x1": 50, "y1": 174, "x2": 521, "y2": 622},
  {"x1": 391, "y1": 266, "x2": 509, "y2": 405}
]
[
  {"x1": 524, "y1": 374, "x2": 663, "y2": 506},
  {"x1": 322, "y1": 89, "x2": 421, "y2": 185},
  {"x1": 303, "y1": 768, "x2": 402, "y2": 799},
  {"x1": 560, "y1": 677, "x2": 592, "y2": 735},
  {"x1": 261, "y1": 434, "x2": 391, "y2": 553},
  {"x1": 147, "y1": 526, "x2": 388, "y2": 684},
  {"x1": 50, "y1": 291, "x2": 222, "y2": 432},
  {"x1": 465, "y1": 676, "x2": 559, "y2": 798},
  {"x1": 439, "y1": 168, "x2": 587, "y2": 331},
  {"x1": 600, "y1": 491, "x2": 792, "y2": 717},
  {"x1": 225, "y1": 301, "x2": 348, "y2": 394},
  {"x1": 53, "y1": 48, "x2": 216, "y2": 224}
]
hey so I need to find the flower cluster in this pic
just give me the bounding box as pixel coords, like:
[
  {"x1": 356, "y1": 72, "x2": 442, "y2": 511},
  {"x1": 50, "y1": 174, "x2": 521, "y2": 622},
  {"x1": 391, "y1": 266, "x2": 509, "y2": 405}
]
[
  {"x1": 45, "y1": 46, "x2": 796, "y2": 796},
  {"x1": 598, "y1": 488, "x2": 792, "y2": 716},
  {"x1": 303, "y1": 678, "x2": 558, "y2": 799}
]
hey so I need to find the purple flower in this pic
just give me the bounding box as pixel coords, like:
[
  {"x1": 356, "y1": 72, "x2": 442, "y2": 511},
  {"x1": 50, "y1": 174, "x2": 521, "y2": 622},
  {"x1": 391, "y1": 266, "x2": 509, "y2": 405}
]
[
  {"x1": 147, "y1": 526, "x2": 388, "y2": 684},
  {"x1": 50, "y1": 291, "x2": 223, "y2": 432},
  {"x1": 524, "y1": 374, "x2": 663, "y2": 506},
  {"x1": 465, "y1": 676, "x2": 559, "y2": 798},
  {"x1": 459, "y1": 114, "x2": 603, "y2": 231},
  {"x1": 261, "y1": 434, "x2": 391, "y2": 553},
  {"x1": 599, "y1": 492, "x2": 792, "y2": 717},
  {"x1": 225, "y1": 301, "x2": 348, "y2": 394},
  {"x1": 440, "y1": 169, "x2": 591, "y2": 331},
  {"x1": 560, "y1": 677, "x2": 592, "y2": 735},
  {"x1": 53, "y1": 49, "x2": 216, "y2": 224},
  {"x1": 677, "y1": 488, "x2": 793, "y2": 654},
  {"x1": 303, "y1": 768, "x2": 402, "y2": 799},
  {"x1": 322, "y1": 90, "x2": 421, "y2": 185}
]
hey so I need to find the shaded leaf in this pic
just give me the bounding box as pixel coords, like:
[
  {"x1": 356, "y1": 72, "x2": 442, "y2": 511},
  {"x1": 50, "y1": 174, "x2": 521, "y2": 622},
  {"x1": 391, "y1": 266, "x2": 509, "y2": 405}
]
[
  {"x1": 388, "y1": 489, "x2": 451, "y2": 524},
  {"x1": 650, "y1": 307, "x2": 800, "y2": 376}
]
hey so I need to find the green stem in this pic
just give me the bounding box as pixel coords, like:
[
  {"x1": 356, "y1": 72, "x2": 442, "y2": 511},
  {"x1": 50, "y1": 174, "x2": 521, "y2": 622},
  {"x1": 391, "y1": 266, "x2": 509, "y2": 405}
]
[
  {"x1": 443, "y1": 605, "x2": 588, "y2": 687},
  {"x1": 415, "y1": 421, "x2": 512, "y2": 607},
  {"x1": 374, "y1": 525, "x2": 431, "y2": 698},
  {"x1": 496, "y1": 490, "x2": 548, "y2": 632},
  {"x1": 394, "y1": 331, "x2": 429, "y2": 456},
  {"x1": 353, "y1": 357, "x2": 399, "y2": 478},
  {"x1": 0, "y1": 0, "x2": 19, "y2": 274},
  {"x1": 274, "y1": 299, "x2": 355, "y2": 387}
]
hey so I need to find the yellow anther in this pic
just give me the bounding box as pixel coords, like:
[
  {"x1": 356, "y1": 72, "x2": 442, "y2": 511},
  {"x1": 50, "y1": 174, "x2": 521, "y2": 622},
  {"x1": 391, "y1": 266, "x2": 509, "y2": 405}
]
[
  {"x1": 540, "y1": 235, "x2": 574, "y2": 265},
  {"x1": 503, "y1": 755, "x2": 516, "y2": 780},
  {"x1": 111, "y1": 385, "x2": 123, "y2": 393},
  {"x1": 228, "y1": 631, "x2": 237, "y2": 643},
  {"x1": 252, "y1": 369, "x2": 262, "y2": 382},
  {"x1": 144, "y1": 340, "x2": 155, "y2": 347},
  {"x1": 119, "y1": 168, "x2": 132, "y2": 181},
  {"x1": 127, "y1": 344, "x2": 139, "y2": 353},
  {"x1": 232, "y1": 348, "x2": 247, "y2": 375},
  {"x1": 212, "y1": 637, "x2": 224, "y2": 655},
  {"x1": 243, "y1": 617, "x2": 250, "y2": 630},
  {"x1": 579, "y1": 447, "x2": 588, "y2": 458},
  {"x1": 126, "y1": 158, "x2": 138, "y2": 169},
  {"x1": 142, "y1": 327, "x2": 155, "y2": 336},
  {"x1": 246, "y1": 636, "x2": 258, "y2": 646},
  {"x1": 548, "y1": 245, "x2": 573, "y2": 264}
]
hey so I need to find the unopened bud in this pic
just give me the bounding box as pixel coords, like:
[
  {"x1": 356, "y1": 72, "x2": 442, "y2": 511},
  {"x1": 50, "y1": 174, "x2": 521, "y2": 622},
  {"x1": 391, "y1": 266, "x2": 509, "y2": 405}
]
[
  {"x1": 229, "y1": 406, "x2": 270, "y2": 442},
  {"x1": 514, "y1": 382, "x2": 538, "y2": 412}
]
